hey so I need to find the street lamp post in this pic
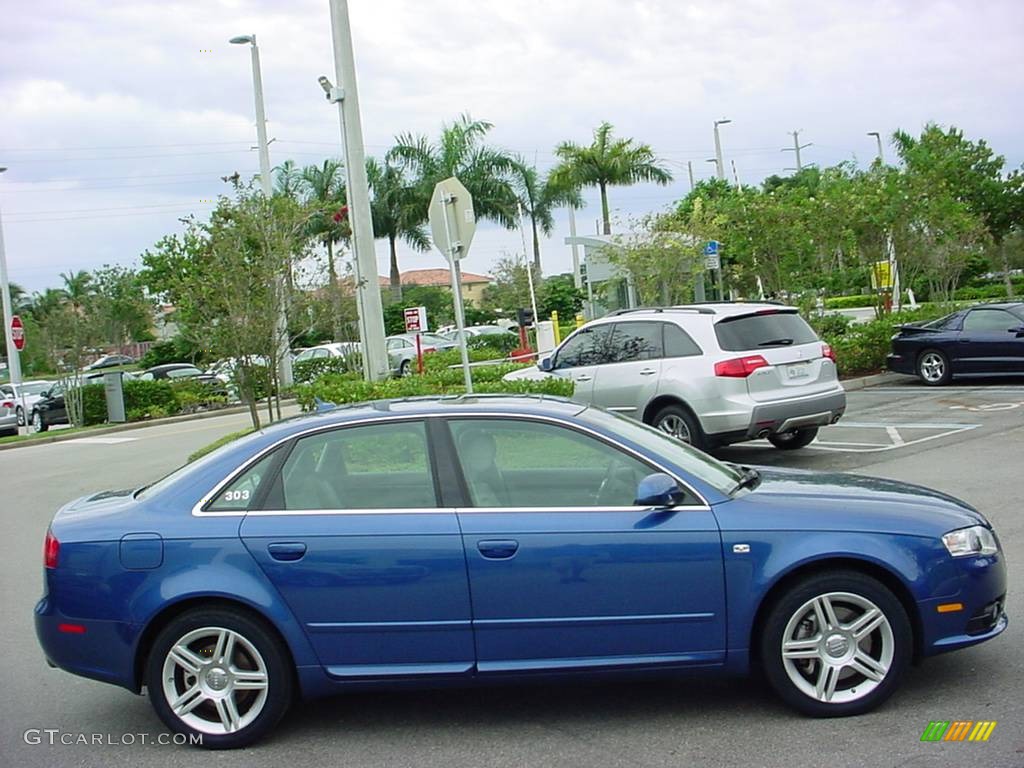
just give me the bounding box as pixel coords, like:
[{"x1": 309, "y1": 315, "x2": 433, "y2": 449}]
[
  {"x1": 867, "y1": 131, "x2": 884, "y2": 163},
  {"x1": 0, "y1": 167, "x2": 26, "y2": 426},
  {"x1": 713, "y1": 119, "x2": 731, "y2": 181},
  {"x1": 320, "y1": 0, "x2": 390, "y2": 382},
  {"x1": 229, "y1": 34, "x2": 294, "y2": 390}
]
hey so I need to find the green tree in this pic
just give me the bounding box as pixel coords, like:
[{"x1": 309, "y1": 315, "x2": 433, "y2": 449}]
[
  {"x1": 551, "y1": 121, "x2": 673, "y2": 235},
  {"x1": 510, "y1": 159, "x2": 582, "y2": 273},
  {"x1": 89, "y1": 266, "x2": 155, "y2": 345},
  {"x1": 297, "y1": 160, "x2": 350, "y2": 339},
  {"x1": 389, "y1": 114, "x2": 519, "y2": 228},
  {"x1": 60, "y1": 270, "x2": 93, "y2": 312},
  {"x1": 366, "y1": 156, "x2": 430, "y2": 300}
]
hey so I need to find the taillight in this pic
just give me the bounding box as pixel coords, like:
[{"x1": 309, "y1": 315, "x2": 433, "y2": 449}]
[
  {"x1": 714, "y1": 355, "x2": 769, "y2": 377},
  {"x1": 822, "y1": 343, "x2": 836, "y2": 363},
  {"x1": 44, "y1": 529, "x2": 60, "y2": 569},
  {"x1": 1, "y1": 399, "x2": 13, "y2": 409}
]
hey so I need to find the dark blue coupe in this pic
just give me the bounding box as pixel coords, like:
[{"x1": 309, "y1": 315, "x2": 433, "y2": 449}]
[
  {"x1": 35, "y1": 396, "x2": 1007, "y2": 748},
  {"x1": 887, "y1": 301, "x2": 1024, "y2": 385}
]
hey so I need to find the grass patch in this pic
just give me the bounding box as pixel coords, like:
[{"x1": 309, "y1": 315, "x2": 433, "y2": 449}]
[{"x1": 188, "y1": 428, "x2": 255, "y2": 463}]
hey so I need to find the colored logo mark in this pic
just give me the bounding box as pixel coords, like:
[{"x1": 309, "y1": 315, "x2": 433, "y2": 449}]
[{"x1": 920, "y1": 721, "x2": 996, "y2": 742}]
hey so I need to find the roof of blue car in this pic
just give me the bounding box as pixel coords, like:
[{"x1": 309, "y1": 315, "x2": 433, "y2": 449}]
[{"x1": 265, "y1": 394, "x2": 585, "y2": 437}]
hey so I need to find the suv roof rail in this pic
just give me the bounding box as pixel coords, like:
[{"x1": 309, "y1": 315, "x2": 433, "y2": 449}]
[
  {"x1": 676, "y1": 299, "x2": 792, "y2": 307},
  {"x1": 606, "y1": 306, "x2": 717, "y2": 317}
]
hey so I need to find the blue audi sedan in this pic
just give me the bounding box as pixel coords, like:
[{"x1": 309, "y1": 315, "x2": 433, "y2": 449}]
[{"x1": 35, "y1": 396, "x2": 1007, "y2": 748}]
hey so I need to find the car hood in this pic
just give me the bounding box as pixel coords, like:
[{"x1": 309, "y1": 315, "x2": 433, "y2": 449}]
[{"x1": 725, "y1": 465, "x2": 989, "y2": 535}]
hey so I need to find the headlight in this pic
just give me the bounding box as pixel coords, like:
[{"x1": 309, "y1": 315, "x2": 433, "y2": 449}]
[{"x1": 942, "y1": 525, "x2": 998, "y2": 557}]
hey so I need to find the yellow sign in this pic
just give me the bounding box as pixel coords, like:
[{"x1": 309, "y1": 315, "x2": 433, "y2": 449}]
[{"x1": 871, "y1": 260, "x2": 893, "y2": 290}]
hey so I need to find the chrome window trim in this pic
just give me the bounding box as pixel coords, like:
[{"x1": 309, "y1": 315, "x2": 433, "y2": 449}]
[{"x1": 191, "y1": 410, "x2": 712, "y2": 517}]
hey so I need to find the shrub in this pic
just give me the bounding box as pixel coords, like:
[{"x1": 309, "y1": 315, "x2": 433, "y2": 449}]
[
  {"x1": 73, "y1": 377, "x2": 227, "y2": 426},
  {"x1": 809, "y1": 313, "x2": 853, "y2": 339},
  {"x1": 819, "y1": 307, "x2": 952, "y2": 377},
  {"x1": 466, "y1": 332, "x2": 519, "y2": 355},
  {"x1": 823, "y1": 294, "x2": 876, "y2": 310},
  {"x1": 293, "y1": 356, "x2": 362, "y2": 384}
]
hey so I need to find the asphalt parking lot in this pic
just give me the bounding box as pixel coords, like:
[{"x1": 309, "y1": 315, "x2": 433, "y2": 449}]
[{"x1": 1, "y1": 377, "x2": 1021, "y2": 768}]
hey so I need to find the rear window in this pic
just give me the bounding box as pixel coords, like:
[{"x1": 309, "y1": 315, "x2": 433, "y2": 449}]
[{"x1": 714, "y1": 311, "x2": 818, "y2": 351}]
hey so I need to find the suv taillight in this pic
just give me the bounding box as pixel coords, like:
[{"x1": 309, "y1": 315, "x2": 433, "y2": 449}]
[
  {"x1": 714, "y1": 355, "x2": 769, "y2": 377},
  {"x1": 44, "y1": 529, "x2": 60, "y2": 569},
  {"x1": 822, "y1": 343, "x2": 836, "y2": 363},
  {"x1": 1, "y1": 400, "x2": 13, "y2": 410}
]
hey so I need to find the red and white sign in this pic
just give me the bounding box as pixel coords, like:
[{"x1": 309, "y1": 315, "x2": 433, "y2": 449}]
[
  {"x1": 403, "y1": 306, "x2": 427, "y2": 334},
  {"x1": 10, "y1": 315, "x2": 25, "y2": 351}
]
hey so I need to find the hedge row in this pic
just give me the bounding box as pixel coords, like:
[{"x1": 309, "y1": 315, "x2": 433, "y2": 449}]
[{"x1": 78, "y1": 379, "x2": 227, "y2": 425}]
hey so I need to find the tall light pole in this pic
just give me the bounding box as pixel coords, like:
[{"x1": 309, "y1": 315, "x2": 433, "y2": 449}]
[
  {"x1": 782, "y1": 129, "x2": 812, "y2": 171},
  {"x1": 687, "y1": 161, "x2": 695, "y2": 191},
  {"x1": 713, "y1": 119, "x2": 731, "y2": 181},
  {"x1": 867, "y1": 131, "x2": 884, "y2": 163},
  {"x1": 229, "y1": 34, "x2": 294, "y2": 389},
  {"x1": 0, "y1": 167, "x2": 25, "y2": 424},
  {"x1": 320, "y1": 0, "x2": 389, "y2": 382}
]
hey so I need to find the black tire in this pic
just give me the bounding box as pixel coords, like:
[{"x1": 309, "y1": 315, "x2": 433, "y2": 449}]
[
  {"x1": 768, "y1": 427, "x2": 819, "y2": 450},
  {"x1": 651, "y1": 403, "x2": 705, "y2": 451},
  {"x1": 398, "y1": 359, "x2": 411, "y2": 377},
  {"x1": 31, "y1": 410, "x2": 47, "y2": 433},
  {"x1": 759, "y1": 570, "x2": 912, "y2": 718},
  {"x1": 146, "y1": 607, "x2": 293, "y2": 749},
  {"x1": 16, "y1": 406, "x2": 25, "y2": 427},
  {"x1": 916, "y1": 348, "x2": 951, "y2": 386}
]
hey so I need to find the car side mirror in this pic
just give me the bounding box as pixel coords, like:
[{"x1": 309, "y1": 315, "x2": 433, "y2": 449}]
[
  {"x1": 539, "y1": 356, "x2": 554, "y2": 372},
  {"x1": 634, "y1": 472, "x2": 686, "y2": 508},
  {"x1": 39, "y1": 391, "x2": 49, "y2": 399}
]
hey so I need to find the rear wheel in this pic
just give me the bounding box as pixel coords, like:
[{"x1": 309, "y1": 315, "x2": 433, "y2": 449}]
[
  {"x1": 652, "y1": 404, "x2": 705, "y2": 451},
  {"x1": 398, "y1": 359, "x2": 411, "y2": 377},
  {"x1": 768, "y1": 427, "x2": 819, "y2": 450},
  {"x1": 917, "y1": 349, "x2": 951, "y2": 386},
  {"x1": 760, "y1": 570, "x2": 911, "y2": 717},
  {"x1": 16, "y1": 406, "x2": 25, "y2": 426},
  {"x1": 146, "y1": 608, "x2": 293, "y2": 749}
]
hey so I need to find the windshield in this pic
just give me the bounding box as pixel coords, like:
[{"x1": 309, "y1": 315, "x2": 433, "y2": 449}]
[
  {"x1": 21, "y1": 382, "x2": 51, "y2": 395},
  {"x1": 167, "y1": 367, "x2": 202, "y2": 378},
  {"x1": 714, "y1": 311, "x2": 819, "y2": 351},
  {"x1": 420, "y1": 333, "x2": 450, "y2": 345},
  {"x1": 579, "y1": 407, "x2": 742, "y2": 495}
]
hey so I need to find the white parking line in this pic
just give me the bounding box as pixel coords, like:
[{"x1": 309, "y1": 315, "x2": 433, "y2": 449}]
[
  {"x1": 885, "y1": 426, "x2": 905, "y2": 446},
  {"x1": 744, "y1": 421, "x2": 980, "y2": 454},
  {"x1": 59, "y1": 437, "x2": 139, "y2": 445}
]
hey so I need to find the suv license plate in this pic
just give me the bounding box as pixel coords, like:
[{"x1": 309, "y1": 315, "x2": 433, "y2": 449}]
[{"x1": 787, "y1": 365, "x2": 810, "y2": 379}]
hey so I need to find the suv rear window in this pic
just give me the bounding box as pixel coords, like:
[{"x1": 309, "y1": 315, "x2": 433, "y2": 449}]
[{"x1": 714, "y1": 311, "x2": 819, "y2": 351}]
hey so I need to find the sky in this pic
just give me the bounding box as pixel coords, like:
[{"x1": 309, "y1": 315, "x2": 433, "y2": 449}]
[{"x1": 2, "y1": 0, "x2": 1023, "y2": 293}]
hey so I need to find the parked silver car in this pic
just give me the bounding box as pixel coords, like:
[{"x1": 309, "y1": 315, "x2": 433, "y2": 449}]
[
  {"x1": 504, "y1": 303, "x2": 846, "y2": 450},
  {"x1": 0, "y1": 390, "x2": 20, "y2": 437},
  {"x1": 386, "y1": 333, "x2": 457, "y2": 376},
  {"x1": 1, "y1": 379, "x2": 54, "y2": 426}
]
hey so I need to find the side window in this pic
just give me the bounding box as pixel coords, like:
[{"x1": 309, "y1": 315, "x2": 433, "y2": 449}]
[
  {"x1": 207, "y1": 451, "x2": 278, "y2": 512},
  {"x1": 278, "y1": 421, "x2": 436, "y2": 511},
  {"x1": 449, "y1": 418, "x2": 671, "y2": 508},
  {"x1": 553, "y1": 325, "x2": 613, "y2": 369},
  {"x1": 963, "y1": 309, "x2": 1017, "y2": 332},
  {"x1": 664, "y1": 323, "x2": 702, "y2": 357},
  {"x1": 386, "y1": 339, "x2": 400, "y2": 351},
  {"x1": 607, "y1": 321, "x2": 663, "y2": 363}
]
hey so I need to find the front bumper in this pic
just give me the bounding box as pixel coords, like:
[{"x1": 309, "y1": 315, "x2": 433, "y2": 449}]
[{"x1": 919, "y1": 550, "x2": 1008, "y2": 656}]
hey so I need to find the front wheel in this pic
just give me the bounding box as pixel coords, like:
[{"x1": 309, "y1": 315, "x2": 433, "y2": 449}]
[
  {"x1": 760, "y1": 570, "x2": 912, "y2": 717},
  {"x1": 146, "y1": 608, "x2": 293, "y2": 749},
  {"x1": 398, "y1": 359, "x2": 411, "y2": 377},
  {"x1": 768, "y1": 427, "x2": 819, "y2": 450},
  {"x1": 652, "y1": 404, "x2": 705, "y2": 451},
  {"x1": 917, "y1": 349, "x2": 951, "y2": 386},
  {"x1": 31, "y1": 410, "x2": 47, "y2": 433}
]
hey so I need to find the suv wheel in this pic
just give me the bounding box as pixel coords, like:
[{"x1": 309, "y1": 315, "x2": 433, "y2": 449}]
[
  {"x1": 652, "y1": 404, "x2": 705, "y2": 450},
  {"x1": 768, "y1": 427, "x2": 818, "y2": 450}
]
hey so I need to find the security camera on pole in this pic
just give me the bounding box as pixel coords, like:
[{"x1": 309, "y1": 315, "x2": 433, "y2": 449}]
[{"x1": 428, "y1": 177, "x2": 476, "y2": 393}]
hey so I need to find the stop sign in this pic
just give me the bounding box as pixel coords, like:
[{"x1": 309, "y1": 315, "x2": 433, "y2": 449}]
[{"x1": 10, "y1": 315, "x2": 24, "y2": 351}]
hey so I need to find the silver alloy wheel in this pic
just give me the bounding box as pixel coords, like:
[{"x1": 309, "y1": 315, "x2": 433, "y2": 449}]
[
  {"x1": 32, "y1": 411, "x2": 42, "y2": 433},
  {"x1": 16, "y1": 406, "x2": 24, "y2": 427},
  {"x1": 919, "y1": 352, "x2": 945, "y2": 383},
  {"x1": 161, "y1": 626, "x2": 269, "y2": 735},
  {"x1": 781, "y1": 591, "x2": 894, "y2": 704},
  {"x1": 657, "y1": 414, "x2": 692, "y2": 443}
]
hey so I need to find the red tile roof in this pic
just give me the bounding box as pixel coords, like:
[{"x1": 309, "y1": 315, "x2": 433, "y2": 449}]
[{"x1": 401, "y1": 268, "x2": 491, "y2": 286}]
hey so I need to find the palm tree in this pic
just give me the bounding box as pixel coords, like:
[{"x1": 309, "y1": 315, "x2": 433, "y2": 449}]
[
  {"x1": 367, "y1": 157, "x2": 430, "y2": 300},
  {"x1": 272, "y1": 159, "x2": 303, "y2": 198},
  {"x1": 298, "y1": 160, "x2": 348, "y2": 338},
  {"x1": 551, "y1": 122, "x2": 673, "y2": 235},
  {"x1": 389, "y1": 114, "x2": 519, "y2": 229},
  {"x1": 29, "y1": 288, "x2": 67, "y2": 320},
  {"x1": 60, "y1": 270, "x2": 93, "y2": 312},
  {"x1": 511, "y1": 159, "x2": 583, "y2": 273},
  {"x1": 7, "y1": 282, "x2": 32, "y2": 314}
]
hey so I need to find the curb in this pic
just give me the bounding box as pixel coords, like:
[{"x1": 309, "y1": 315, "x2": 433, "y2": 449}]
[
  {"x1": 0, "y1": 399, "x2": 297, "y2": 452},
  {"x1": 841, "y1": 371, "x2": 903, "y2": 391}
]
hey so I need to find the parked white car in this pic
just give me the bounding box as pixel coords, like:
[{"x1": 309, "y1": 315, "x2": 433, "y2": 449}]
[
  {"x1": 292, "y1": 343, "x2": 360, "y2": 363},
  {"x1": 504, "y1": 303, "x2": 846, "y2": 451}
]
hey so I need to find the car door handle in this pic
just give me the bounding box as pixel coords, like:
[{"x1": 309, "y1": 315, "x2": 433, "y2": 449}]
[
  {"x1": 267, "y1": 542, "x2": 307, "y2": 561},
  {"x1": 574, "y1": 375, "x2": 592, "y2": 382},
  {"x1": 639, "y1": 368, "x2": 657, "y2": 376},
  {"x1": 477, "y1": 540, "x2": 519, "y2": 559}
]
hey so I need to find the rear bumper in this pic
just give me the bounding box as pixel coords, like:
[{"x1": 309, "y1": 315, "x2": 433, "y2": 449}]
[
  {"x1": 742, "y1": 388, "x2": 847, "y2": 439},
  {"x1": 885, "y1": 353, "x2": 915, "y2": 375}
]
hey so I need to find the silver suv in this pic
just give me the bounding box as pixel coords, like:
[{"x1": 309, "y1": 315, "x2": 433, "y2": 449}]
[{"x1": 504, "y1": 303, "x2": 846, "y2": 450}]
